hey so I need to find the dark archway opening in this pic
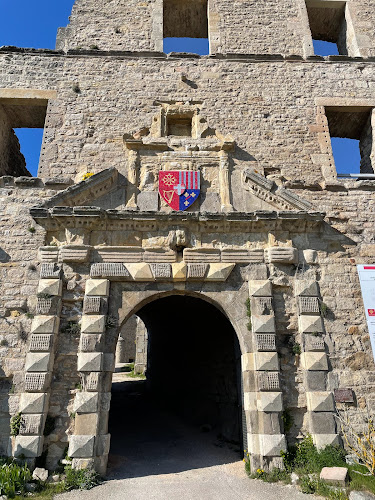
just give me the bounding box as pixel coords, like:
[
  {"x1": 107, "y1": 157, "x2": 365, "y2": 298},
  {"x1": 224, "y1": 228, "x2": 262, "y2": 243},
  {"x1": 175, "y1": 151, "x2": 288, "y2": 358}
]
[{"x1": 108, "y1": 295, "x2": 243, "y2": 478}]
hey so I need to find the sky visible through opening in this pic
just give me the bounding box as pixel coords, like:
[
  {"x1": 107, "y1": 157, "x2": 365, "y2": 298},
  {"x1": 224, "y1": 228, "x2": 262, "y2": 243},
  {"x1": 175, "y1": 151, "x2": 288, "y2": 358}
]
[{"x1": 0, "y1": 3, "x2": 361, "y2": 176}]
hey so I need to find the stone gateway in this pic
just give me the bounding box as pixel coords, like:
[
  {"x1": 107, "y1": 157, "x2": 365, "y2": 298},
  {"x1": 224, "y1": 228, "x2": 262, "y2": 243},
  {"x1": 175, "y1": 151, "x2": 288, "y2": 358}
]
[{"x1": 0, "y1": 0, "x2": 375, "y2": 477}]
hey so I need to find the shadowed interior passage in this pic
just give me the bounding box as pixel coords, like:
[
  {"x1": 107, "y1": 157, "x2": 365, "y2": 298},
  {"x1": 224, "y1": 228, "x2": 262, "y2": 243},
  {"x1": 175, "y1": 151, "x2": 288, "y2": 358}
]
[{"x1": 107, "y1": 295, "x2": 243, "y2": 478}]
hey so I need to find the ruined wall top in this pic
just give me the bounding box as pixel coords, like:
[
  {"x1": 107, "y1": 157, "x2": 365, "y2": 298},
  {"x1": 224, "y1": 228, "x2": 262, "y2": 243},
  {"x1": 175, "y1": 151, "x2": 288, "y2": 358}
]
[{"x1": 56, "y1": 0, "x2": 375, "y2": 57}]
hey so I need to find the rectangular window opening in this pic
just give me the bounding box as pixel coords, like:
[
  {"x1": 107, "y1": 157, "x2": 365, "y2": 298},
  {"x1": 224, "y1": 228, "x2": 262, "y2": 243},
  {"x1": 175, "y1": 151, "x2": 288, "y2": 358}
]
[
  {"x1": 313, "y1": 39, "x2": 339, "y2": 56},
  {"x1": 167, "y1": 116, "x2": 193, "y2": 137},
  {"x1": 306, "y1": 1, "x2": 348, "y2": 55},
  {"x1": 325, "y1": 107, "x2": 373, "y2": 175},
  {"x1": 163, "y1": 0, "x2": 209, "y2": 54},
  {"x1": 0, "y1": 98, "x2": 47, "y2": 177},
  {"x1": 163, "y1": 37, "x2": 209, "y2": 55},
  {"x1": 13, "y1": 128, "x2": 44, "y2": 177}
]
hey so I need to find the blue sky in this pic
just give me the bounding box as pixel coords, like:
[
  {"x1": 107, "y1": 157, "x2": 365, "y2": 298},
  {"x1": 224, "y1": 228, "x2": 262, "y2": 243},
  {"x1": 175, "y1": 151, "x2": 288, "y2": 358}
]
[{"x1": 0, "y1": 4, "x2": 360, "y2": 176}]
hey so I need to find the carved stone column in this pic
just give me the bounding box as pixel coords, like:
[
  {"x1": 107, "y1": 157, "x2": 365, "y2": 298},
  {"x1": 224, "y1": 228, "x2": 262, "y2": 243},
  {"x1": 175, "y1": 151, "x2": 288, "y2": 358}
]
[
  {"x1": 126, "y1": 149, "x2": 139, "y2": 209},
  {"x1": 296, "y1": 280, "x2": 339, "y2": 448},
  {"x1": 14, "y1": 263, "x2": 63, "y2": 462},
  {"x1": 219, "y1": 151, "x2": 233, "y2": 212}
]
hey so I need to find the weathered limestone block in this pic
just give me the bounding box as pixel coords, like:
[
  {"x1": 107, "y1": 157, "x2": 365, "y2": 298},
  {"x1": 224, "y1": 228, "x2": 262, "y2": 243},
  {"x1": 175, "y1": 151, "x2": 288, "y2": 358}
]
[
  {"x1": 259, "y1": 434, "x2": 287, "y2": 457},
  {"x1": 29, "y1": 334, "x2": 54, "y2": 352},
  {"x1": 252, "y1": 297, "x2": 273, "y2": 315},
  {"x1": 30, "y1": 316, "x2": 59, "y2": 335},
  {"x1": 244, "y1": 392, "x2": 257, "y2": 411},
  {"x1": 95, "y1": 434, "x2": 111, "y2": 456},
  {"x1": 19, "y1": 393, "x2": 49, "y2": 414},
  {"x1": 257, "y1": 372, "x2": 280, "y2": 391},
  {"x1": 100, "y1": 393, "x2": 112, "y2": 412},
  {"x1": 137, "y1": 191, "x2": 159, "y2": 211},
  {"x1": 95, "y1": 246, "x2": 144, "y2": 263},
  {"x1": 295, "y1": 280, "x2": 319, "y2": 297},
  {"x1": 73, "y1": 392, "x2": 99, "y2": 414},
  {"x1": 150, "y1": 263, "x2": 172, "y2": 279},
  {"x1": 183, "y1": 248, "x2": 221, "y2": 263},
  {"x1": 36, "y1": 298, "x2": 54, "y2": 315},
  {"x1": 249, "y1": 280, "x2": 272, "y2": 297},
  {"x1": 299, "y1": 316, "x2": 324, "y2": 334},
  {"x1": 172, "y1": 262, "x2": 187, "y2": 281},
  {"x1": 242, "y1": 352, "x2": 279, "y2": 371},
  {"x1": 60, "y1": 245, "x2": 91, "y2": 263},
  {"x1": 24, "y1": 373, "x2": 50, "y2": 392},
  {"x1": 103, "y1": 354, "x2": 116, "y2": 372},
  {"x1": 68, "y1": 435, "x2": 95, "y2": 458},
  {"x1": 40, "y1": 263, "x2": 61, "y2": 279},
  {"x1": 313, "y1": 434, "x2": 340, "y2": 449},
  {"x1": 303, "y1": 250, "x2": 318, "y2": 264},
  {"x1": 306, "y1": 392, "x2": 335, "y2": 412},
  {"x1": 144, "y1": 248, "x2": 176, "y2": 263},
  {"x1": 221, "y1": 248, "x2": 264, "y2": 263},
  {"x1": 38, "y1": 246, "x2": 59, "y2": 263},
  {"x1": 187, "y1": 263, "x2": 208, "y2": 279},
  {"x1": 14, "y1": 436, "x2": 44, "y2": 458},
  {"x1": 77, "y1": 353, "x2": 103, "y2": 372},
  {"x1": 81, "y1": 315, "x2": 106, "y2": 334},
  {"x1": 80, "y1": 334, "x2": 102, "y2": 353},
  {"x1": 75, "y1": 413, "x2": 99, "y2": 435},
  {"x1": 301, "y1": 352, "x2": 328, "y2": 371},
  {"x1": 255, "y1": 352, "x2": 279, "y2": 371},
  {"x1": 304, "y1": 335, "x2": 325, "y2": 352},
  {"x1": 252, "y1": 316, "x2": 276, "y2": 333},
  {"x1": 298, "y1": 297, "x2": 320, "y2": 315},
  {"x1": 126, "y1": 263, "x2": 154, "y2": 281},
  {"x1": 265, "y1": 247, "x2": 298, "y2": 265},
  {"x1": 25, "y1": 353, "x2": 53, "y2": 372},
  {"x1": 257, "y1": 392, "x2": 283, "y2": 412},
  {"x1": 83, "y1": 297, "x2": 108, "y2": 315},
  {"x1": 37, "y1": 279, "x2": 62, "y2": 297},
  {"x1": 90, "y1": 263, "x2": 130, "y2": 279},
  {"x1": 85, "y1": 279, "x2": 110, "y2": 297},
  {"x1": 19, "y1": 414, "x2": 45, "y2": 435},
  {"x1": 308, "y1": 413, "x2": 337, "y2": 434},
  {"x1": 255, "y1": 334, "x2": 276, "y2": 351},
  {"x1": 205, "y1": 263, "x2": 235, "y2": 281},
  {"x1": 82, "y1": 372, "x2": 100, "y2": 392},
  {"x1": 320, "y1": 467, "x2": 348, "y2": 486}
]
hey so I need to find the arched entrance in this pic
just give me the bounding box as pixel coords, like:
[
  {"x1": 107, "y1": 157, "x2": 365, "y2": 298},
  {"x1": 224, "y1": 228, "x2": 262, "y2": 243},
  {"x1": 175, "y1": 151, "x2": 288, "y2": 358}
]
[{"x1": 107, "y1": 294, "x2": 243, "y2": 477}]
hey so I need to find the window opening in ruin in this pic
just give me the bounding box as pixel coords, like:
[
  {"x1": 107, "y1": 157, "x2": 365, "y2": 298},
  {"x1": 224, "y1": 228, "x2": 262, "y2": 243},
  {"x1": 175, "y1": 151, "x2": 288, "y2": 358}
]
[
  {"x1": 306, "y1": 0, "x2": 357, "y2": 56},
  {"x1": 313, "y1": 40, "x2": 339, "y2": 56},
  {"x1": 163, "y1": 0, "x2": 209, "y2": 55},
  {"x1": 108, "y1": 295, "x2": 243, "y2": 475},
  {"x1": 166, "y1": 116, "x2": 193, "y2": 137},
  {"x1": 331, "y1": 137, "x2": 360, "y2": 175},
  {"x1": 0, "y1": 98, "x2": 48, "y2": 177},
  {"x1": 163, "y1": 38, "x2": 209, "y2": 55},
  {"x1": 325, "y1": 107, "x2": 373, "y2": 175},
  {"x1": 13, "y1": 128, "x2": 44, "y2": 177}
]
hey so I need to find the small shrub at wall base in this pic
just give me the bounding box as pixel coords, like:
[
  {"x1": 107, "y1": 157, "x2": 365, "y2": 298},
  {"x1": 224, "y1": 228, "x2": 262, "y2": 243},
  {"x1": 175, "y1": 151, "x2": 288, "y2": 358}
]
[
  {"x1": 0, "y1": 458, "x2": 32, "y2": 498},
  {"x1": 62, "y1": 321, "x2": 81, "y2": 335},
  {"x1": 10, "y1": 412, "x2": 22, "y2": 436},
  {"x1": 64, "y1": 465, "x2": 100, "y2": 491}
]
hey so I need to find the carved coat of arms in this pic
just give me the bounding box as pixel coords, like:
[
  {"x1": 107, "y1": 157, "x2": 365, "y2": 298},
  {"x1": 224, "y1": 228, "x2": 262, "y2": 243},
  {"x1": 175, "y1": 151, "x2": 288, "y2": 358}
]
[{"x1": 159, "y1": 171, "x2": 200, "y2": 211}]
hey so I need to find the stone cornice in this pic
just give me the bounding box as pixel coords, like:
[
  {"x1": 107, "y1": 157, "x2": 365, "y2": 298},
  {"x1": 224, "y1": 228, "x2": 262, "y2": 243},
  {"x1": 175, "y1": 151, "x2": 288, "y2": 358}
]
[
  {"x1": 31, "y1": 207, "x2": 325, "y2": 233},
  {"x1": 1, "y1": 46, "x2": 375, "y2": 64}
]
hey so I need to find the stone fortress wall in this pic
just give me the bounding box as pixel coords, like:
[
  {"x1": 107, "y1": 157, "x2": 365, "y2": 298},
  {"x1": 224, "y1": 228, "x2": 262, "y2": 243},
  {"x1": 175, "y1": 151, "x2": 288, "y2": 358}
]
[{"x1": 0, "y1": 0, "x2": 375, "y2": 474}]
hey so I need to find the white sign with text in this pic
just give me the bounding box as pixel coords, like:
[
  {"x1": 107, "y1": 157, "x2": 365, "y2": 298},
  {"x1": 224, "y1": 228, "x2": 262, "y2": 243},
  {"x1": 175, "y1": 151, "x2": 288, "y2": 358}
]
[{"x1": 357, "y1": 264, "x2": 375, "y2": 362}]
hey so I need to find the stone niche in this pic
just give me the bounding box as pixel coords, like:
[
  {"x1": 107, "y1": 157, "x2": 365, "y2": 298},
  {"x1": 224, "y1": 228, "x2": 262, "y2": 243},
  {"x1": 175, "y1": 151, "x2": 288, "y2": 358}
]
[{"x1": 123, "y1": 101, "x2": 235, "y2": 213}]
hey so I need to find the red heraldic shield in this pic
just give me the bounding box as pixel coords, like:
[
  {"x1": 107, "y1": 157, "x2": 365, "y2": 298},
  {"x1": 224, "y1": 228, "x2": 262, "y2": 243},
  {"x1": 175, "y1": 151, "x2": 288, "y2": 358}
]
[{"x1": 159, "y1": 171, "x2": 200, "y2": 211}]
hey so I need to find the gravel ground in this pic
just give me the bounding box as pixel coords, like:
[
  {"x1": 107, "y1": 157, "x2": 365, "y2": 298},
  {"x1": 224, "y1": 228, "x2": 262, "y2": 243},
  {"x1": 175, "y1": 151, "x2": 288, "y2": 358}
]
[{"x1": 57, "y1": 371, "x2": 313, "y2": 500}]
